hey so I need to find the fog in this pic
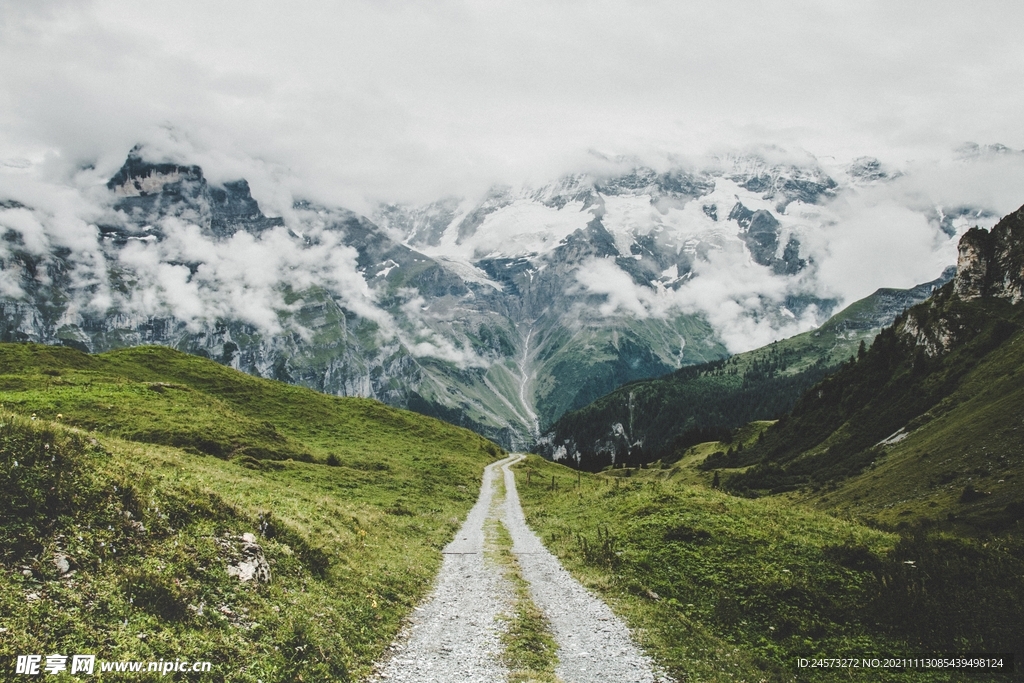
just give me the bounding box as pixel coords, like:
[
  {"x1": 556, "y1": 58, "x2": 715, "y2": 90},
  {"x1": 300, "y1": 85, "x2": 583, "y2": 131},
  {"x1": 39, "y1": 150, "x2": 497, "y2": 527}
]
[{"x1": 2, "y1": 0, "x2": 1023, "y2": 356}]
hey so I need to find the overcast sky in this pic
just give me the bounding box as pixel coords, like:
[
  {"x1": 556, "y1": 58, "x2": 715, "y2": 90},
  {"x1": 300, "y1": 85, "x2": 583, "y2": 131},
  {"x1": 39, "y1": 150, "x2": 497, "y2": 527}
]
[{"x1": 2, "y1": 0, "x2": 1023, "y2": 207}]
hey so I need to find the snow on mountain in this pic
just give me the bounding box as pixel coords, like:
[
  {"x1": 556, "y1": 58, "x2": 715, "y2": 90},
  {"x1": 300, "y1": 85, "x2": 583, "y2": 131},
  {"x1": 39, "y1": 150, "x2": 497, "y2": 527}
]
[{"x1": 1, "y1": 145, "x2": 1020, "y2": 450}]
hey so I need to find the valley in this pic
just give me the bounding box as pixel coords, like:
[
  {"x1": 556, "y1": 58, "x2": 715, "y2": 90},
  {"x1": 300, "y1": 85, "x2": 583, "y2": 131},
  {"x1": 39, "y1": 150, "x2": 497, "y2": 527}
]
[
  {"x1": 5, "y1": 4, "x2": 1024, "y2": 681},
  {"x1": 504, "y1": 205, "x2": 1024, "y2": 680},
  {"x1": 1, "y1": 155, "x2": 1022, "y2": 682},
  {"x1": 539, "y1": 268, "x2": 955, "y2": 469}
]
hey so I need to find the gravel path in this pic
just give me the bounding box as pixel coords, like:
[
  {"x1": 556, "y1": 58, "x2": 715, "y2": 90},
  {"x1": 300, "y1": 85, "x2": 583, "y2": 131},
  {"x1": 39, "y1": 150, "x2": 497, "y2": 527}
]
[
  {"x1": 369, "y1": 454, "x2": 670, "y2": 683},
  {"x1": 499, "y1": 458, "x2": 670, "y2": 683},
  {"x1": 369, "y1": 457, "x2": 514, "y2": 683}
]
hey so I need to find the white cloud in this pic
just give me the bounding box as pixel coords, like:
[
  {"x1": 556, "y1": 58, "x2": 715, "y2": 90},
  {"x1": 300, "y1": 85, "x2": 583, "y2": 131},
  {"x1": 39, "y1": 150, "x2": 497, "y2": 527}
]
[
  {"x1": 572, "y1": 247, "x2": 820, "y2": 353},
  {"x1": 2, "y1": 1, "x2": 1023, "y2": 206},
  {"x1": 574, "y1": 258, "x2": 654, "y2": 319},
  {"x1": 0, "y1": 207, "x2": 50, "y2": 255},
  {"x1": 2, "y1": 0, "x2": 1024, "y2": 363}
]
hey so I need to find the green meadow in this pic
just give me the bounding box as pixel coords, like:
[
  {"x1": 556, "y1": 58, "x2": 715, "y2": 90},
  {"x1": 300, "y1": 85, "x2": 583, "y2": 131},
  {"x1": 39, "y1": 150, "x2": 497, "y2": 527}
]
[
  {"x1": 0, "y1": 343, "x2": 502, "y2": 681},
  {"x1": 514, "y1": 454, "x2": 1022, "y2": 682}
]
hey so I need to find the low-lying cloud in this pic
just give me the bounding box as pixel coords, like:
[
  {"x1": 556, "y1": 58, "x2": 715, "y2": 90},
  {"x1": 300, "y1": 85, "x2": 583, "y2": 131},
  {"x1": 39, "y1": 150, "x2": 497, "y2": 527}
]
[
  {"x1": 2, "y1": 0, "x2": 1024, "y2": 363},
  {"x1": 574, "y1": 247, "x2": 821, "y2": 354},
  {"x1": 0, "y1": 170, "x2": 392, "y2": 345},
  {"x1": 571, "y1": 149, "x2": 1024, "y2": 353}
]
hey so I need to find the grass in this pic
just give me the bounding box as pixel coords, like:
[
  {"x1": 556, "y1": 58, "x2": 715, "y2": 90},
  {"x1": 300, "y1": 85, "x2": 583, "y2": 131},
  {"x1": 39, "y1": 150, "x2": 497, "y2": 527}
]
[
  {"x1": 0, "y1": 343, "x2": 503, "y2": 681},
  {"x1": 722, "y1": 292, "x2": 1024, "y2": 501},
  {"x1": 637, "y1": 421, "x2": 774, "y2": 487},
  {"x1": 513, "y1": 455, "x2": 1020, "y2": 682},
  {"x1": 800, "y1": 329, "x2": 1024, "y2": 533}
]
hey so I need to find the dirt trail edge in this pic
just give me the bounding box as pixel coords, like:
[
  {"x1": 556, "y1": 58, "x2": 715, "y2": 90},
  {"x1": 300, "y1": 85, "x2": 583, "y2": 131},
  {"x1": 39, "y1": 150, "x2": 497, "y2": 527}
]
[
  {"x1": 500, "y1": 458, "x2": 671, "y2": 683},
  {"x1": 370, "y1": 456, "x2": 515, "y2": 683}
]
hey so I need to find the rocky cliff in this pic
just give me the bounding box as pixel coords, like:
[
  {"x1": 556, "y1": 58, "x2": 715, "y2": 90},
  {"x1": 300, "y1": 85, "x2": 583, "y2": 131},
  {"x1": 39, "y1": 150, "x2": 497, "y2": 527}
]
[
  {"x1": 901, "y1": 203, "x2": 1024, "y2": 357},
  {"x1": 953, "y1": 205, "x2": 1024, "y2": 302}
]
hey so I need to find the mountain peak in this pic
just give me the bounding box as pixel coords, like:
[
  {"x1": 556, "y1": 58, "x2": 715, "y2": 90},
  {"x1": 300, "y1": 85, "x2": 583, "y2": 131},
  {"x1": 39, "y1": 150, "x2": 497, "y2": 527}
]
[{"x1": 106, "y1": 145, "x2": 204, "y2": 196}]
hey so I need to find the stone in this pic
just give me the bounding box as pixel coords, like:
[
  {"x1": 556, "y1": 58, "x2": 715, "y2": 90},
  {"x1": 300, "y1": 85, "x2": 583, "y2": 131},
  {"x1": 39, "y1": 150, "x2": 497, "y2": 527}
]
[
  {"x1": 223, "y1": 534, "x2": 271, "y2": 584},
  {"x1": 53, "y1": 553, "x2": 70, "y2": 575}
]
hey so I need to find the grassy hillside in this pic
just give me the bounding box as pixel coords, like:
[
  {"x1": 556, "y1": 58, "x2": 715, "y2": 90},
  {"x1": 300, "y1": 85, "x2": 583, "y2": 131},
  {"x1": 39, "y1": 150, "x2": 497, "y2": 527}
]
[
  {"x1": 803, "y1": 314, "x2": 1024, "y2": 532},
  {"x1": 540, "y1": 277, "x2": 948, "y2": 470},
  {"x1": 514, "y1": 455, "x2": 1023, "y2": 682},
  {"x1": 717, "y1": 289, "x2": 1024, "y2": 531},
  {"x1": 0, "y1": 343, "x2": 501, "y2": 681}
]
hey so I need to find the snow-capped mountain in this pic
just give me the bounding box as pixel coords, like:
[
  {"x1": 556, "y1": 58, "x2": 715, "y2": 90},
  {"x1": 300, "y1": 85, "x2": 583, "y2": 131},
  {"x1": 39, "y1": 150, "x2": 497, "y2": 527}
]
[{"x1": 0, "y1": 146, "x2": 1010, "y2": 449}]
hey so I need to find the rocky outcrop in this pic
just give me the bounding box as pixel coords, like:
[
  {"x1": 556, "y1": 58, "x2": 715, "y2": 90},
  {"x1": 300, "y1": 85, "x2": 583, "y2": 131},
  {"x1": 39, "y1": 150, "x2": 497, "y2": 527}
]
[
  {"x1": 897, "y1": 203, "x2": 1024, "y2": 357},
  {"x1": 730, "y1": 202, "x2": 805, "y2": 274},
  {"x1": 219, "y1": 533, "x2": 271, "y2": 584},
  {"x1": 954, "y1": 227, "x2": 994, "y2": 300},
  {"x1": 953, "y1": 204, "x2": 1024, "y2": 303}
]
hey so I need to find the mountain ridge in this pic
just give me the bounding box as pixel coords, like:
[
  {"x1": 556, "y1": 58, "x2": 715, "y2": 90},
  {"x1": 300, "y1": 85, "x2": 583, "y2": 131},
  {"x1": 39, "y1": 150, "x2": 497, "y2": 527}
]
[
  {"x1": 0, "y1": 146, "x2": 992, "y2": 449},
  {"x1": 709, "y1": 202, "x2": 1024, "y2": 533},
  {"x1": 537, "y1": 266, "x2": 955, "y2": 469}
]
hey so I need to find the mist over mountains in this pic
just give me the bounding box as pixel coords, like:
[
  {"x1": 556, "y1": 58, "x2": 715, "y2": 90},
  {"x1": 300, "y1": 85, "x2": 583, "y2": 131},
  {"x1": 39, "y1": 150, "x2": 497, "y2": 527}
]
[{"x1": 0, "y1": 144, "x2": 1020, "y2": 449}]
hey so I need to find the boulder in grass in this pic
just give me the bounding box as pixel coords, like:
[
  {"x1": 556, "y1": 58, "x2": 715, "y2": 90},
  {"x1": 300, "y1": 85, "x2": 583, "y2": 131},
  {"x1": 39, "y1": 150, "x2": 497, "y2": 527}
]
[{"x1": 219, "y1": 532, "x2": 271, "y2": 584}]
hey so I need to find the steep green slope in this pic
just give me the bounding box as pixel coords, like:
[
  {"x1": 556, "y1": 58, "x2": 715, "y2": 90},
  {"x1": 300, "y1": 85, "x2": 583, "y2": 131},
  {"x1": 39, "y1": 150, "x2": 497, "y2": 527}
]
[
  {"x1": 530, "y1": 313, "x2": 727, "y2": 431},
  {"x1": 514, "y1": 456, "x2": 1024, "y2": 682},
  {"x1": 539, "y1": 273, "x2": 950, "y2": 470},
  {"x1": 720, "y1": 291, "x2": 1024, "y2": 502},
  {"x1": 0, "y1": 344, "x2": 501, "y2": 681},
  {"x1": 705, "y1": 204, "x2": 1024, "y2": 534},
  {"x1": 810, "y1": 326, "x2": 1024, "y2": 530},
  {"x1": 715, "y1": 293, "x2": 1024, "y2": 532}
]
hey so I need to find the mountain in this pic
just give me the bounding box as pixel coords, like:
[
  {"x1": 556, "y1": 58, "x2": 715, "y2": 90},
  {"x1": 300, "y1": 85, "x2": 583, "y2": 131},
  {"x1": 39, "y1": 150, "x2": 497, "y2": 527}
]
[
  {"x1": 712, "y1": 203, "x2": 1024, "y2": 531},
  {"x1": 536, "y1": 267, "x2": 954, "y2": 470},
  {"x1": 0, "y1": 147, "x2": 991, "y2": 449}
]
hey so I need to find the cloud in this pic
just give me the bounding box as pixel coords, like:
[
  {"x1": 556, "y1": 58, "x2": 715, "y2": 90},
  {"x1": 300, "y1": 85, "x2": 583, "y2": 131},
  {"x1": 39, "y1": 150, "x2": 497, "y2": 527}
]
[
  {"x1": 0, "y1": 207, "x2": 50, "y2": 255},
  {"x1": 570, "y1": 149, "x2": 1024, "y2": 353},
  {"x1": 574, "y1": 258, "x2": 655, "y2": 319},
  {"x1": 2, "y1": 1, "x2": 1024, "y2": 207},
  {"x1": 394, "y1": 291, "x2": 488, "y2": 368},
  {"x1": 0, "y1": 163, "x2": 396, "y2": 343},
  {"x1": 109, "y1": 215, "x2": 394, "y2": 335},
  {"x1": 573, "y1": 248, "x2": 820, "y2": 354},
  {"x1": 2, "y1": 1, "x2": 1024, "y2": 364},
  {"x1": 809, "y1": 201, "x2": 946, "y2": 303},
  {"x1": 807, "y1": 152, "x2": 1024, "y2": 303}
]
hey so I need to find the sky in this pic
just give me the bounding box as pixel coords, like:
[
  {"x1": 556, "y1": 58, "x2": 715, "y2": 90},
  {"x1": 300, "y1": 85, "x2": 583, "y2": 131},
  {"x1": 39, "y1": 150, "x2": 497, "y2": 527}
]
[
  {"x1": 1, "y1": 0, "x2": 1023, "y2": 357},
  {"x1": 2, "y1": 0, "x2": 1023, "y2": 207}
]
